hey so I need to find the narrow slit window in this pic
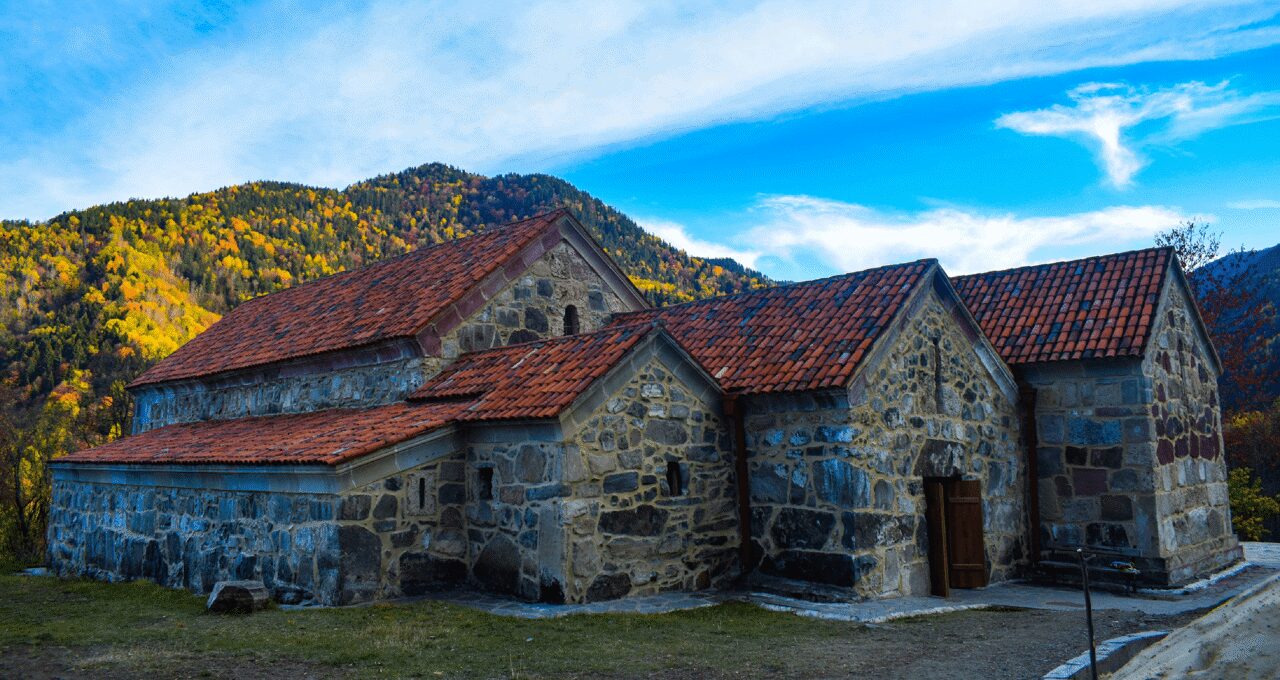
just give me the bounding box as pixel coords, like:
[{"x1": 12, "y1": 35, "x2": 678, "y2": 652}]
[
  {"x1": 418, "y1": 477, "x2": 427, "y2": 510},
  {"x1": 932, "y1": 337, "x2": 943, "y2": 413},
  {"x1": 478, "y1": 467, "x2": 494, "y2": 501},
  {"x1": 665, "y1": 461, "x2": 685, "y2": 496},
  {"x1": 563, "y1": 305, "x2": 580, "y2": 335}
]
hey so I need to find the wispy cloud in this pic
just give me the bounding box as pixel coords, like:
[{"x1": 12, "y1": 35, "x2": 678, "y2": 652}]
[
  {"x1": 732, "y1": 195, "x2": 1191, "y2": 275},
  {"x1": 997, "y1": 80, "x2": 1280, "y2": 188},
  {"x1": 637, "y1": 217, "x2": 763, "y2": 269},
  {"x1": 1227, "y1": 199, "x2": 1280, "y2": 210},
  {"x1": 4, "y1": 1, "x2": 1280, "y2": 219}
]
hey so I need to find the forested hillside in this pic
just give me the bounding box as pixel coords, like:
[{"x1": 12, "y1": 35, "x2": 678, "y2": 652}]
[
  {"x1": 0, "y1": 164, "x2": 766, "y2": 559},
  {"x1": 2, "y1": 163, "x2": 766, "y2": 413},
  {"x1": 1199, "y1": 242, "x2": 1280, "y2": 411}
]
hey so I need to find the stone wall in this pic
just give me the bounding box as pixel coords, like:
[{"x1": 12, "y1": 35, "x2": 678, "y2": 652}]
[
  {"x1": 46, "y1": 479, "x2": 346, "y2": 605},
  {"x1": 745, "y1": 290, "x2": 1024, "y2": 598},
  {"x1": 332, "y1": 456, "x2": 471, "y2": 604},
  {"x1": 1025, "y1": 359, "x2": 1162, "y2": 566},
  {"x1": 1143, "y1": 279, "x2": 1240, "y2": 582},
  {"x1": 443, "y1": 241, "x2": 629, "y2": 356},
  {"x1": 133, "y1": 352, "x2": 437, "y2": 433},
  {"x1": 463, "y1": 427, "x2": 572, "y2": 603},
  {"x1": 563, "y1": 356, "x2": 738, "y2": 603},
  {"x1": 1026, "y1": 278, "x2": 1239, "y2": 584}
]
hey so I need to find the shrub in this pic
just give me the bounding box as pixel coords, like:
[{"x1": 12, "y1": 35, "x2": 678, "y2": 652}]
[{"x1": 1228, "y1": 466, "x2": 1280, "y2": 541}]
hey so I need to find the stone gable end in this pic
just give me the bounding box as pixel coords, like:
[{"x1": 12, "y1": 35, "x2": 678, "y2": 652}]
[
  {"x1": 747, "y1": 285, "x2": 1025, "y2": 597},
  {"x1": 563, "y1": 353, "x2": 736, "y2": 603}
]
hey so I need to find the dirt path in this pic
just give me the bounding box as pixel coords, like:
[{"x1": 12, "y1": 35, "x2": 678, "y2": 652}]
[{"x1": 1112, "y1": 574, "x2": 1280, "y2": 680}]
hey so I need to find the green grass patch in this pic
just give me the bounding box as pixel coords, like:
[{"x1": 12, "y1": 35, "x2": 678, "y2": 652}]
[{"x1": 0, "y1": 573, "x2": 868, "y2": 678}]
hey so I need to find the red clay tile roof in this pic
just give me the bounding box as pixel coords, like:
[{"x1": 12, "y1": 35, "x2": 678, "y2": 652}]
[
  {"x1": 613, "y1": 260, "x2": 934, "y2": 394},
  {"x1": 63, "y1": 323, "x2": 668, "y2": 466},
  {"x1": 130, "y1": 210, "x2": 566, "y2": 388},
  {"x1": 410, "y1": 322, "x2": 660, "y2": 420},
  {"x1": 951, "y1": 247, "x2": 1172, "y2": 364},
  {"x1": 57, "y1": 401, "x2": 469, "y2": 466}
]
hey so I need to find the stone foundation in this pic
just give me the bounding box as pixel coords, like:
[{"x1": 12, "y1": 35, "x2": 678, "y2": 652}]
[{"x1": 47, "y1": 480, "x2": 346, "y2": 605}]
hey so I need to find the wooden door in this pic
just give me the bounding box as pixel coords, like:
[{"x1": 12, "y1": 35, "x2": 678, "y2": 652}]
[
  {"x1": 924, "y1": 479, "x2": 950, "y2": 597},
  {"x1": 945, "y1": 479, "x2": 988, "y2": 589}
]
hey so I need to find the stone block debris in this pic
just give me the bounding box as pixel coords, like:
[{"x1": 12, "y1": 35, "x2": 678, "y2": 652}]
[{"x1": 206, "y1": 580, "x2": 270, "y2": 614}]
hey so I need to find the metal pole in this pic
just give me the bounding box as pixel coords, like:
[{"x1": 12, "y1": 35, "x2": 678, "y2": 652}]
[{"x1": 1077, "y1": 548, "x2": 1098, "y2": 680}]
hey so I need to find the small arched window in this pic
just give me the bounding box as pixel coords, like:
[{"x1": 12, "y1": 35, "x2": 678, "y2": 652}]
[{"x1": 563, "y1": 305, "x2": 580, "y2": 335}]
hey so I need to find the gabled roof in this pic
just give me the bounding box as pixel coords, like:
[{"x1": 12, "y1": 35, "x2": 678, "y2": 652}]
[
  {"x1": 409, "y1": 322, "x2": 664, "y2": 420},
  {"x1": 63, "y1": 323, "x2": 688, "y2": 466},
  {"x1": 56, "y1": 401, "x2": 468, "y2": 466},
  {"x1": 130, "y1": 210, "x2": 580, "y2": 388},
  {"x1": 613, "y1": 260, "x2": 935, "y2": 393},
  {"x1": 951, "y1": 247, "x2": 1172, "y2": 364}
]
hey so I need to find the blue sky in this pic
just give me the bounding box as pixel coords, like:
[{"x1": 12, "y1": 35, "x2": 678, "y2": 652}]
[{"x1": 3, "y1": 1, "x2": 1280, "y2": 280}]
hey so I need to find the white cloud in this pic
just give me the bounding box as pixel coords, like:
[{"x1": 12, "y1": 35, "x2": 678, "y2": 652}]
[
  {"x1": 741, "y1": 195, "x2": 1192, "y2": 275},
  {"x1": 997, "y1": 80, "x2": 1280, "y2": 188},
  {"x1": 4, "y1": 0, "x2": 1280, "y2": 219},
  {"x1": 1227, "y1": 199, "x2": 1280, "y2": 210},
  {"x1": 637, "y1": 217, "x2": 763, "y2": 269}
]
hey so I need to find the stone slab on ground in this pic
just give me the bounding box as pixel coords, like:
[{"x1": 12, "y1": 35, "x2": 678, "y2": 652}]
[
  {"x1": 416, "y1": 589, "x2": 724, "y2": 619},
  {"x1": 411, "y1": 543, "x2": 1280, "y2": 622},
  {"x1": 207, "y1": 580, "x2": 270, "y2": 614}
]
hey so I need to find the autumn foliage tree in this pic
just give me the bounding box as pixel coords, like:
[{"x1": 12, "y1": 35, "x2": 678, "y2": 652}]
[{"x1": 0, "y1": 370, "x2": 113, "y2": 563}]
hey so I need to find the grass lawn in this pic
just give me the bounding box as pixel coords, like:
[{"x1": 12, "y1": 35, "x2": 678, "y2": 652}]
[
  {"x1": 0, "y1": 569, "x2": 1200, "y2": 679},
  {"x1": 0, "y1": 571, "x2": 861, "y2": 678}
]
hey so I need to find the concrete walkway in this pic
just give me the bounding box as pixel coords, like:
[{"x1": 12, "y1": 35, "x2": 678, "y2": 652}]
[
  {"x1": 419, "y1": 543, "x2": 1280, "y2": 622},
  {"x1": 1112, "y1": 568, "x2": 1280, "y2": 679}
]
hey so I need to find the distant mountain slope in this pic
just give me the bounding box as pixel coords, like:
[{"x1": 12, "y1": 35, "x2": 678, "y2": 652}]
[
  {"x1": 0, "y1": 163, "x2": 768, "y2": 433},
  {"x1": 1198, "y1": 242, "x2": 1280, "y2": 410}
]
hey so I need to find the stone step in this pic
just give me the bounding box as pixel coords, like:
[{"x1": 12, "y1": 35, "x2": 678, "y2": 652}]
[{"x1": 1032, "y1": 556, "x2": 1142, "y2": 593}]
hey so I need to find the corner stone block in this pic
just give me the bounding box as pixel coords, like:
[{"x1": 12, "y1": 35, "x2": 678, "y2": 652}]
[
  {"x1": 586, "y1": 573, "x2": 632, "y2": 602},
  {"x1": 750, "y1": 464, "x2": 789, "y2": 504},
  {"x1": 338, "y1": 525, "x2": 381, "y2": 605},
  {"x1": 1036, "y1": 448, "x2": 1064, "y2": 477},
  {"x1": 769, "y1": 507, "x2": 836, "y2": 550},
  {"x1": 339, "y1": 495, "x2": 371, "y2": 521},
  {"x1": 812, "y1": 459, "x2": 871, "y2": 508},
  {"x1": 1037, "y1": 415, "x2": 1065, "y2": 444},
  {"x1": 598, "y1": 505, "x2": 668, "y2": 536},
  {"x1": 762, "y1": 550, "x2": 877, "y2": 588},
  {"x1": 1071, "y1": 468, "x2": 1108, "y2": 496},
  {"x1": 474, "y1": 535, "x2": 523, "y2": 596}
]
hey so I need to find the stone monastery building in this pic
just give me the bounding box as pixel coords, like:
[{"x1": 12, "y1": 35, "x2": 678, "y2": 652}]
[{"x1": 49, "y1": 210, "x2": 1241, "y2": 605}]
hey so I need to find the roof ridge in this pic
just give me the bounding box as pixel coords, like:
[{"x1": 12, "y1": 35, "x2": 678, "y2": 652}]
[
  {"x1": 440, "y1": 318, "x2": 660, "y2": 359},
  {"x1": 953, "y1": 246, "x2": 1172, "y2": 280},
  {"x1": 615, "y1": 258, "x2": 937, "y2": 317}
]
